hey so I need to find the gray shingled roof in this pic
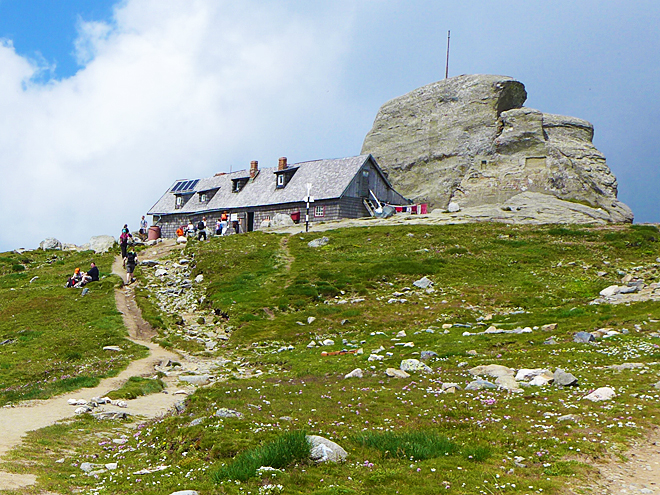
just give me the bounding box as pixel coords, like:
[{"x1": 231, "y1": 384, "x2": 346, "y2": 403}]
[{"x1": 148, "y1": 155, "x2": 381, "y2": 216}]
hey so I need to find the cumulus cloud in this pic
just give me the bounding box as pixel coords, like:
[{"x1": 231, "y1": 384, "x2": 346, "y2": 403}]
[{"x1": 0, "y1": 0, "x2": 355, "y2": 250}]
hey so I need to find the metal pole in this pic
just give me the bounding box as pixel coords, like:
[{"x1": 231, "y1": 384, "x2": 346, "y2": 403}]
[
  {"x1": 445, "y1": 30, "x2": 450, "y2": 79},
  {"x1": 305, "y1": 183, "x2": 311, "y2": 233}
]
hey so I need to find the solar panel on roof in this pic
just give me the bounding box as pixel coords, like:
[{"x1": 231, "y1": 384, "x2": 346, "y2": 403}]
[
  {"x1": 171, "y1": 181, "x2": 184, "y2": 192},
  {"x1": 189, "y1": 179, "x2": 200, "y2": 190}
]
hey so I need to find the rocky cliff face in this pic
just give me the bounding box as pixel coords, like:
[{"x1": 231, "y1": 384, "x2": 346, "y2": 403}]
[{"x1": 361, "y1": 74, "x2": 633, "y2": 223}]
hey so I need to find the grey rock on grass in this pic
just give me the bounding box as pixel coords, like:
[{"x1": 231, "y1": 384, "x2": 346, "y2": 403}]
[
  {"x1": 554, "y1": 368, "x2": 579, "y2": 387},
  {"x1": 307, "y1": 435, "x2": 347, "y2": 463},
  {"x1": 308, "y1": 237, "x2": 330, "y2": 248},
  {"x1": 573, "y1": 331, "x2": 595, "y2": 343}
]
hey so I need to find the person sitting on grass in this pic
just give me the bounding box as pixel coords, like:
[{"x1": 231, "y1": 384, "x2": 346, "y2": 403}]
[
  {"x1": 66, "y1": 267, "x2": 83, "y2": 288},
  {"x1": 125, "y1": 250, "x2": 138, "y2": 285},
  {"x1": 79, "y1": 261, "x2": 100, "y2": 286}
]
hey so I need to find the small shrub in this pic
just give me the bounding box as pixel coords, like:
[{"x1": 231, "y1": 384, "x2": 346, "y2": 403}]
[
  {"x1": 352, "y1": 430, "x2": 457, "y2": 460},
  {"x1": 211, "y1": 430, "x2": 310, "y2": 482},
  {"x1": 106, "y1": 376, "x2": 165, "y2": 400},
  {"x1": 11, "y1": 264, "x2": 25, "y2": 272}
]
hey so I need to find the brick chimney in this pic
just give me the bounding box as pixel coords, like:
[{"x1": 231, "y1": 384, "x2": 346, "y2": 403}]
[
  {"x1": 278, "y1": 157, "x2": 288, "y2": 171},
  {"x1": 250, "y1": 160, "x2": 259, "y2": 179}
]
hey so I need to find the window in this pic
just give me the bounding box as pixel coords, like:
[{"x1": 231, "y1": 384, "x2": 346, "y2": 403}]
[
  {"x1": 175, "y1": 196, "x2": 184, "y2": 208},
  {"x1": 277, "y1": 174, "x2": 284, "y2": 187},
  {"x1": 200, "y1": 192, "x2": 208, "y2": 203},
  {"x1": 314, "y1": 205, "x2": 325, "y2": 217}
]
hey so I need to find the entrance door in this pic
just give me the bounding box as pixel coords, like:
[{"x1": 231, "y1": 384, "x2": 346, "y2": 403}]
[
  {"x1": 359, "y1": 169, "x2": 370, "y2": 197},
  {"x1": 247, "y1": 211, "x2": 254, "y2": 232}
]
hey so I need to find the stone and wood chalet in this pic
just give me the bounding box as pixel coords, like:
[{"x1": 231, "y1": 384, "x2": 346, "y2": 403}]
[{"x1": 148, "y1": 154, "x2": 410, "y2": 238}]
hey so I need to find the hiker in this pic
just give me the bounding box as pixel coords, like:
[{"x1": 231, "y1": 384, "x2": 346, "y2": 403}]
[
  {"x1": 66, "y1": 267, "x2": 83, "y2": 288},
  {"x1": 197, "y1": 217, "x2": 207, "y2": 241},
  {"x1": 232, "y1": 220, "x2": 240, "y2": 234},
  {"x1": 215, "y1": 218, "x2": 222, "y2": 235},
  {"x1": 119, "y1": 225, "x2": 131, "y2": 262},
  {"x1": 186, "y1": 220, "x2": 196, "y2": 237},
  {"x1": 139, "y1": 215, "x2": 148, "y2": 235},
  {"x1": 125, "y1": 250, "x2": 138, "y2": 284},
  {"x1": 176, "y1": 225, "x2": 185, "y2": 238}
]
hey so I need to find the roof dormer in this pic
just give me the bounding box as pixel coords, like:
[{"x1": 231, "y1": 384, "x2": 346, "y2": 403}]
[{"x1": 273, "y1": 157, "x2": 297, "y2": 189}]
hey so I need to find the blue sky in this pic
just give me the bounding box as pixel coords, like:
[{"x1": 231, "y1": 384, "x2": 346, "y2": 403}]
[{"x1": 0, "y1": 0, "x2": 658, "y2": 251}]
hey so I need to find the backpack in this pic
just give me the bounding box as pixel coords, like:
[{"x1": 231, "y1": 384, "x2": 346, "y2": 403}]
[
  {"x1": 197, "y1": 220, "x2": 205, "y2": 231},
  {"x1": 126, "y1": 252, "x2": 137, "y2": 264}
]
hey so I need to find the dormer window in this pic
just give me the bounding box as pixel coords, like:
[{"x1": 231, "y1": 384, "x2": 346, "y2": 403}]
[
  {"x1": 232, "y1": 177, "x2": 249, "y2": 193},
  {"x1": 175, "y1": 195, "x2": 184, "y2": 209},
  {"x1": 274, "y1": 166, "x2": 297, "y2": 189},
  {"x1": 200, "y1": 192, "x2": 208, "y2": 203}
]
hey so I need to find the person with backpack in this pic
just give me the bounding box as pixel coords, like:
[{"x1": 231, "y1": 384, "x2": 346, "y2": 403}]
[
  {"x1": 119, "y1": 225, "x2": 132, "y2": 264},
  {"x1": 197, "y1": 217, "x2": 207, "y2": 241},
  {"x1": 125, "y1": 250, "x2": 138, "y2": 284}
]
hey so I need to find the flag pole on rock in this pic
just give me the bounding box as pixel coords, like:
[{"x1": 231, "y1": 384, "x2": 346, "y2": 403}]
[{"x1": 445, "y1": 30, "x2": 450, "y2": 79}]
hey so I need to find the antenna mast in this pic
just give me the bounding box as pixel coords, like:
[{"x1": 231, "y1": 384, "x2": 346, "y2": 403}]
[{"x1": 445, "y1": 30, "x2": 450, "y2": 79}]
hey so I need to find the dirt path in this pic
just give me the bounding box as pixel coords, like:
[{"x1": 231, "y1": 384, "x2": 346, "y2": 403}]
[
  {"x1": 0, "y1": 241, "x2": 188, "y2": 492},
  {"x1": 589, "y1": 428, "x2": 660, "y2": 494}
]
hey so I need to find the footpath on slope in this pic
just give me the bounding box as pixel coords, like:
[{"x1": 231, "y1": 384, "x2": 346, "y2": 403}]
[{"x1": 0, "y1": 240, "x2": 190, "y2": 492}]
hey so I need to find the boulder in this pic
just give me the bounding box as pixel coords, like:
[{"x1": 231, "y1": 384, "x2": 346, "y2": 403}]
[
  {"x1": 271, "y1": 213, "x2": 295, "y2": 227},
  {"x1": 344, "y1": 368, "x2": 364, "y2": 379},
  {"x1": 176, "y1": 236, "x2": 187, "y2": 244},
  {"x1": 583, "y1": 387, "x2": 616, "y2": 402},
  {"x1": 307, "y1": 435, "x2": 347, "y2": 463},
  {"x1": 400, "y1": 359, "x2": 432, "y2": 373},
  {"x1": 413, "y1": 276, "x2": 433, "y2": 289},
  {"x1": 385, "y1": 368, "x2": 410, "y2": 379},
  {"x1": 215, "y1": 408, "x2": 242, "y2": 419},
  {"x1": 465, "y1": 379, "x2": 497, "y2": 390},
  {"x1": 88, "y1": 235, "x2": 116, "y2": 253},
  {"x1": 308, "y1": 237, "x2": 330, "y2": 248},
  {"x1": 573, "y1": 331, "x2": 595, "y2": 343},
  {"x1": 362, "y1": 74, "x2": 632, "y2": 224},
  {"x1": 554, "y1": 368, "x2": 579, "y2": 387},
  {"x1": 39, "y1": 238, "x2": 62, "y2": 250}
]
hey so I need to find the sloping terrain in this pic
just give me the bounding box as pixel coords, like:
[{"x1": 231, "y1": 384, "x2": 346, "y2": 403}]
[{"x1": 1, "y1": 223, "x2": 660, "y2": 494}]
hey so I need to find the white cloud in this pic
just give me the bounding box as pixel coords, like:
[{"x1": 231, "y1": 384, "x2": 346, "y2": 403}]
[{"x1": 0, "y1": 0, "x2": 355, "y2": 250}]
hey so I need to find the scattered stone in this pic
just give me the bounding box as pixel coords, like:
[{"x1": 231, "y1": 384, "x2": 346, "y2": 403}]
[
  {"x1": 321, "y1": 339, "x2": 335, "y2": 346},
  {"x1": 420, "y1": 350, "x2": 437, "y2": 361},
  {"x1": 447, "y1": 202, "x2": 460, "y2": 213},
  {"x1": 68, "y1": 399, "x2": 88, "y2": 406},
  {"x1": 194, "y1": 274, "x2": 204, "y2": 283},
  {"x1": 368, "y1": 354, "x2": 384, "y2": 361},
  {"x1": 515, "y1": 368, "x2": 551, "y2": 381},
  {"x1": 307, "y1": 317, "x2": 316, "y2": 324},
  {"x1": 103, "y1": 346, "x2": 123, "y2": 352},
  {"x1": 385, "y1": 368, "x2": 410, "y2": 379},
  {"x1": 396, "y1": 330, "x2": 407, "y2": 337},
  {"x1": 466, "y1": 350, "x2": 478, "y2": 356},
  {"x1": 215, "y1": 408, "x2": 243, "y2": 419},
  {"x1": 80, "y1": 462, "x2": 102, "y2": 473},
  {"x1": 92, "y1": 411, "x2": 129, "y2": 420},
  {"x1": 188, "y1": 418, "x2": 204, "y2": 427},
  {"x1": 29, "y1": 276, "x2": 39, "y2": 283},
  {"x1": 541, "y1": 323, "x2": 558, "y2": 331},
  {"x1": 308, "y1": 237, "x2": 330, "y2": 248},
  {"x1": 169, "y1": 491, "x2": 199, "y2": 495},
  {"x1": 400, "y1": 359, "x2": 432, "y2": 373},
  {"x1": 307, "y1": 435, "x2": 347, "y2": 463},
  {"x1": 344, "y1": 368, "x2": 364, "y2": 379},
  {"x1": 413, "y1": 276, "x2": 433, "y2": 289},
  {"x1": 554, "y1": 368, "x2": 579, "y2": 387},
  {"x1": 307, "y1": 341, "x2": 317, "y2": 348},
  {"x1": 179, "y1": 375, "x2": 212, "y2": 385},
  {"x1": 465, "y1": 379, "x2": 498, "y2": 391},
  {"x1": 74, "y1": 406, "x2": 91, "y2": 414},
  {"x1": 557, "y1": 414, "x2": 579, "y2": 422},
  {"x1": 583, "y1": 387, "x2": 616, "y2": 402},
  {"x1": 607, "y1": 363, "x2": 645, "y2": 371},
  {"x1": 573, "y1": 331, "x2": 595, "y2": 343},
  {"x1": 599, "y1": 285, "x2": 621, "y2": 297},
  {"x1": 442, "y1": 323, "x2": 453, "y2": 329}
]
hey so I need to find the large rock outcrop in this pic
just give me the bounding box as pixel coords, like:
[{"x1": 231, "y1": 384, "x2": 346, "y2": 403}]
[{"x1": 361, "y1": 74, "x2": 632, "y2": 223}]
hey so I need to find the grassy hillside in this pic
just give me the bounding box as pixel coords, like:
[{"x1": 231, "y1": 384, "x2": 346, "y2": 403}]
[
  {"x1": 5, "y1": 222, "x2": 660, "y2": 495},
  {"x1": 0, "y1": 248, "x2": 147, "y2": 406}
]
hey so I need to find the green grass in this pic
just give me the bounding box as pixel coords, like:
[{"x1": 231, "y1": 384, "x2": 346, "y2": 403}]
[
  {"x1": 4, "y1": 223, "x2": 660, "y2": 495},
  {"x1": 211, "y1": 430, "x2": 311, "y2": 482},
  {"x1": 0, "y1": 248, "x2": 147, "y2": 406},
  {"x1": 352, "y1": 430, "x2": 457, "y2": 460},
  {"x1": 106, "y1": 376, "x2": 165, "y2": 400}
]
